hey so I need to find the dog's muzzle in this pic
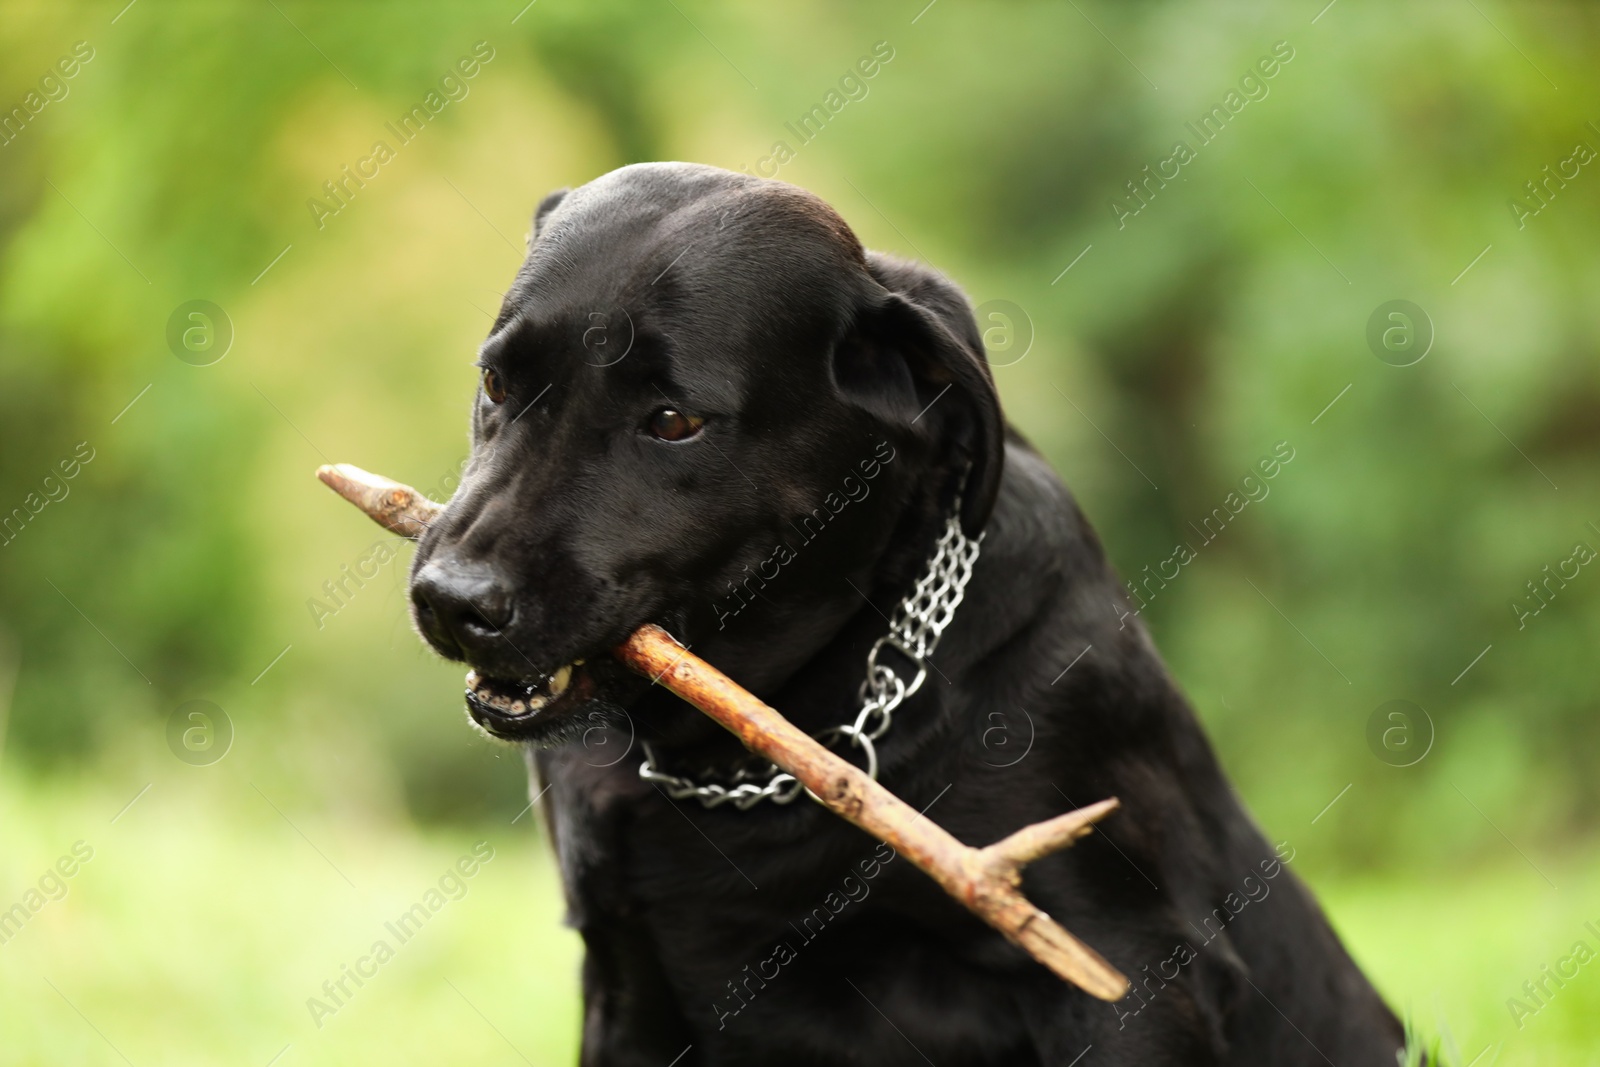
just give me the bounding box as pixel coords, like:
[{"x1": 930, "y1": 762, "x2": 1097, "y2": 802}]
[{"x1": 464, "y1": 661, "x2": 593, "y2": 740}]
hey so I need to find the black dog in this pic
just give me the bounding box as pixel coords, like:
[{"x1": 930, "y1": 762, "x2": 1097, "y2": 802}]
[{"x1": 407, "y1": 162, "x2": 1404, "y2": 1065}]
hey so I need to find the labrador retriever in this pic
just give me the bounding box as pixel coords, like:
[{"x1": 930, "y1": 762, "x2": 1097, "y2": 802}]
[{"x1": 407, "y1": 162, "x2": 1404, "y2": 1065}]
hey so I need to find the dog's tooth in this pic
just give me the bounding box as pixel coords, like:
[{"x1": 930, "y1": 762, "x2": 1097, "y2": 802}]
[
  {"x1": 466, "y1": 670, "x2": 481, "y2": 689},
  {"x1": 549, "y1": 664, "x2": 572, "y2": 697}
]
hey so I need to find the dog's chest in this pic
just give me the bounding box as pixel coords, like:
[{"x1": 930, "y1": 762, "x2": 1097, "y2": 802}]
[{"x1": 543, "y1": 756, "x2": 1040, "y2": 1060}]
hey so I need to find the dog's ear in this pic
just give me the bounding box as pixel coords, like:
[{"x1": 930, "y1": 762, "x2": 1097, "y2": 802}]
[
  {"x1": 527, "y1": 188, "x2": 569, "y2": 250},
  {"x1": 836, "y1": 252, "x2": 1004, "y2": 537}
]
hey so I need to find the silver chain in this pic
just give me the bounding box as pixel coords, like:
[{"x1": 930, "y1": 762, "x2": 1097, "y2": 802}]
[{"x1": 640, "y1": 502, "x2": 983, "y2": 810}]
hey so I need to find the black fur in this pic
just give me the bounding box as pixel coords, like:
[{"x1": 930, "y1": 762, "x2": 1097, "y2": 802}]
[{"x1": 407, "y1": 162, "x2": 1404, "y2": 1066}]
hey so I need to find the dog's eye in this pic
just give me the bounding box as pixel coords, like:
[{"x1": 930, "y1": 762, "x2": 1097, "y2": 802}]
[
  {"x1": 647, "y1": 408, "x2": 704, "y2": 442},
  {"x1": 481, "y1": 368, "x2": 507, "y2": 404}
]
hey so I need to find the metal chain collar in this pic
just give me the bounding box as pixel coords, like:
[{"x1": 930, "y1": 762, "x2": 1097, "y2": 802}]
[{"x1": 639, "y1": 502, "x2": 983, "y2": 810}]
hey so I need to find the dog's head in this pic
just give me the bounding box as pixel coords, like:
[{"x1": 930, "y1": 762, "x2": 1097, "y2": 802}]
[{"x1": 408, "y1": 162, "x2": 1003, "y2": 742}]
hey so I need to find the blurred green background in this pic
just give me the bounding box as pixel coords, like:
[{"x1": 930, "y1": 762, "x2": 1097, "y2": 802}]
[{"x1": 1, "y1": 1, "x2": 1596, "y2": 1063}]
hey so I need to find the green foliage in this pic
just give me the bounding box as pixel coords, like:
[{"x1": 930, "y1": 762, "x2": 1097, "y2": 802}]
[{"x1": 1397, "y1": 1006, "x2": 1455, "y2": 1067}]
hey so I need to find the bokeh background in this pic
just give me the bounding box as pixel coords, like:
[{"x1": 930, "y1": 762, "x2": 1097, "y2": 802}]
[{"x1": 2, "y1": 1, "x2": 1597, "y2": 1063}]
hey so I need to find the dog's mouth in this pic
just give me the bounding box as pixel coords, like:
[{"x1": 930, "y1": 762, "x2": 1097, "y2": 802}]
[{"x1": 464, "y1": 660, "x2": 594, "y2": 740}]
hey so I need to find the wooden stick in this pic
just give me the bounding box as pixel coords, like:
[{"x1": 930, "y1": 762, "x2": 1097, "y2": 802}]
[
  {"x1": 616, "y1": 625, "x2": 1129, "y2": 1000},
  {"x1": 317, "y1": 463, "x2": 443, "y2": 538},
  {"x1": 316, "y1": 463, "x2": 1130, "y2": 1001}
]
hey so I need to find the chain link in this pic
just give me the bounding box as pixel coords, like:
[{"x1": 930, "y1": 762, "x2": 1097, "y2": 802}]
[{"x1": 640, "y1": 501, "x2": 983, "y2": 809}]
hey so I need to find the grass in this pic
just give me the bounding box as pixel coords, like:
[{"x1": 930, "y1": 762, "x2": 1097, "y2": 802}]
[
  {"x1": 0, "y1": 770, "x2": 582, "y2": 1067},
  {"x1": 1318, "y1": 853, "x2": 1600, "y2": 1066},
  {"x1": 2, "y1": 768, "x2": 1596, "y2": 1065}
]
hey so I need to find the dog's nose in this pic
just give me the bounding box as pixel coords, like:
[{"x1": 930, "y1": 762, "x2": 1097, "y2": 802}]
[{"x1": 410, "y1": 559, "x2": 515, "y2": 657}]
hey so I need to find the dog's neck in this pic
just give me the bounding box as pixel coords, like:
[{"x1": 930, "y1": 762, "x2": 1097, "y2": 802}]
[{"x1": 630, "y1": 445, "x2": 1057, "y2": 789}]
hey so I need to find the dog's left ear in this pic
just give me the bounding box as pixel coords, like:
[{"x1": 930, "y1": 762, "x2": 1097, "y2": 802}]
[
  {"x1": 836, "y1": 252, "x2": 1004, "y2": 537},
  {"x1": 526, "y1": 187, "x2": 569, "y2": 250}
]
